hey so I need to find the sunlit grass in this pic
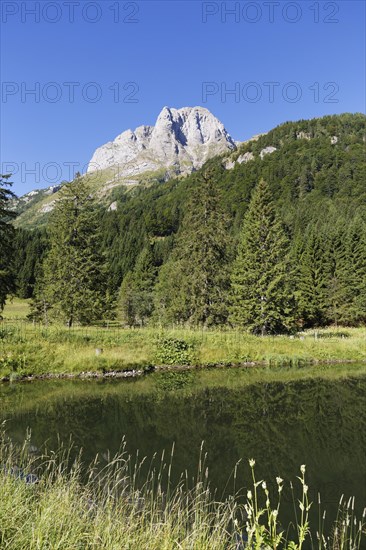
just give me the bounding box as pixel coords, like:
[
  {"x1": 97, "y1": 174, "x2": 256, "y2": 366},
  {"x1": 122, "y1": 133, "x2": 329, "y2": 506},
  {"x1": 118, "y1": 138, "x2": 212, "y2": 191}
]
[
  {"x1": 1, "y1": 298, "x2": 31, "y2": 320},
  {"x1": 0, "y1": 320, "x2": 365, "y2": 380},
  {"x1": 0, "y1": 434, "x2": 364, "y2": 549}
]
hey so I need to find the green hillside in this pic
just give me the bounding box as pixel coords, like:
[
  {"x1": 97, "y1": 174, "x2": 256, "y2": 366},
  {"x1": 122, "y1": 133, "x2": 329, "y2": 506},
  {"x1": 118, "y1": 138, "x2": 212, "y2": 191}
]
[{"x1": 97, "y1": 113, "x2": 366, "y2": 284}]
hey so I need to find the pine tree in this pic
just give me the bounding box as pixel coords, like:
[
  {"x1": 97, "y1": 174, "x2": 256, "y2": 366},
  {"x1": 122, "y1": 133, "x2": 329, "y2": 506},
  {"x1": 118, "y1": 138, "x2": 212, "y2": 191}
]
[
  {"x1": 154, "y1": 258, "x2": 188, "y2": 325},
  {"x1": 230, "y1": 179, "x2": 295, "y2": 334},
  {"x1": 118, "y1": 271, "x2": 137, "y2": 327},
  {"x1": 333, "y1": 216, "x2": 366, "y2": 325},
  {"x1": 118, "y1": 244, "x2": 157, "y2": 326},
  {"x1": 27, "y1": 263, "x2": 52, "y2": 325},
  {"x1": 296, "y1": 226, "x2": 332, "y2": 327},
  {"x1": 154, "y1": 171, "x2": 230, "y2": 327},
  {"x1": 14, "y1": 228, "x2": 48, "y2": 299},
  {"x1": 36, "y1": 177, "x2": 108, "y2": 326},
  {"x1": 0, "y1": 174, "x2": 16, "y2": 312},
  {"x1": 132, "y1": 245, "x2": 157, "y2": 324},
  {"x1": 326, "y1": 225, "x2": 345, "y2": 326}
]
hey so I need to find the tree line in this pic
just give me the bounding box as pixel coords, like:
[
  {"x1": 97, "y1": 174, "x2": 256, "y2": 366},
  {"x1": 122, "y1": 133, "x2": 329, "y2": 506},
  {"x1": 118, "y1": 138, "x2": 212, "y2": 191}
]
[
  {"x1": 3, "y1": 171, "x2": 365, "y2": 332},
  {"x1": 117, "y1": 174, "x2": 366, "y2": 332},
  {"x1": 2, "y1": 113, "x2": 366, "y2": 331}
]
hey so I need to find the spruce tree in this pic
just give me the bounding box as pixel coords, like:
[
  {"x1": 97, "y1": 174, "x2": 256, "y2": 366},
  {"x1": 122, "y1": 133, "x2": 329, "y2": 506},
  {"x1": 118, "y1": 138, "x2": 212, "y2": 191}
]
[
  {"x1": 230, "y1": 179, "x2": 295, "y2": 334},
  {"x1": 326, "y1": 225, "x2": 345, "y2": 326},
  {"x1": 154, "y1": 171, "x2": 230, "y2": 327},
  {"x1": 132, "y1": 245, "x2": 157, "y2": 324},
  {"x1": 37, "y1": 177, "x2": 108, "y2": 326},
  {"x1": 0, "y1": 174, "x2": 16, "y2": 312},
  {"x1": 296, "y1": 226, "x2": 332, "y2": 327},
  {"x1": 118, "y1": 271, "x2": 137, "y2": 327},
  {"x1": 154, "y1": 259, "x2": 188, "y2": 325},
  {"x1": 333, "y1": 216, "x2": 366, "y2": 325},
  {"x1": 118, "y1": 244, "x2": 157, "y2": 326}
]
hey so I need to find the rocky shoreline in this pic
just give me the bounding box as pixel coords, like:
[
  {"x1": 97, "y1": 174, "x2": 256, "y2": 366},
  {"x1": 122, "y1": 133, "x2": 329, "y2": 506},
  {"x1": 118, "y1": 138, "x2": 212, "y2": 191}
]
[{"x1": 1, "y1": 358, "x2": 363, "y2": 384}]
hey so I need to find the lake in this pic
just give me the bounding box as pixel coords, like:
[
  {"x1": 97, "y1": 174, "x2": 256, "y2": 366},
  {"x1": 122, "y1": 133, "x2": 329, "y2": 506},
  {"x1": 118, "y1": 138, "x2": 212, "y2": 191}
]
[{"x1": 1, "y1": 366, "x2": 365, "y2": 534}]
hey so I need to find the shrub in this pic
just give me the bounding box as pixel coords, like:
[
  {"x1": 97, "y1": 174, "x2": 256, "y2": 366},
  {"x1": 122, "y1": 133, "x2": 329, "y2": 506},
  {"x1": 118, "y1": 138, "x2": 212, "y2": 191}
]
[{"x1": 154, "y1": 337, "x2": 196, "y2": 365}]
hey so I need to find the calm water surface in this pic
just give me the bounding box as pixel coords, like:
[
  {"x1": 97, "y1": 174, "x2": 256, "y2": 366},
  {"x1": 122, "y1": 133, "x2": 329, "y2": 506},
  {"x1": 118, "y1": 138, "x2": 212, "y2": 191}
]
[{"x1": 1, "y1": 367, "x2": 365, "y2": 530}]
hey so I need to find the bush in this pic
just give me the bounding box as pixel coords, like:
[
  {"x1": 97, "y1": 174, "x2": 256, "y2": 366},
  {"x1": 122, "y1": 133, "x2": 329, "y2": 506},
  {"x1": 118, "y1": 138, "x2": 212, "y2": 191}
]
[{"x1": 154, "y1": 337, "x2": 196, "y2": 365}]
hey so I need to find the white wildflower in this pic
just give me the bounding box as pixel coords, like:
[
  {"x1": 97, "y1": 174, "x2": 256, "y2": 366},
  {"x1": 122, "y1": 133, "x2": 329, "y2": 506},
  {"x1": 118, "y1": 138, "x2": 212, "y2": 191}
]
[
  {"x1": 272, "y1": 510, "x2": 278, "y2": 518},
  {"x1": 262, "y1": 481, "x2": 267, "y2": 490},
  {"x1": 247, "y1": 490, "x2": 252, "y2": 500},
  {"x1": 249, "y1": 459, "x2": 255, "y2": 468},
  {"x1": 300, "y1": 465, "x2": 306, "y2": 474},
  {"x1": 276, "y1": 477, "x2": 283, "y2": 485}
]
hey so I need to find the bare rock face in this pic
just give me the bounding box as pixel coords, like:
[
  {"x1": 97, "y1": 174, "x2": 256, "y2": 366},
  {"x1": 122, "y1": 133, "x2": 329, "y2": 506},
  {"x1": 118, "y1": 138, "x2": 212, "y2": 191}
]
[
  {"x1": 87, "y1": 106, "x2": 236, "y2": 177},
  {"x1": 237, "y1": 152, "x2": 254, "y2": 164},
  {"x1": 260, "y1": 146, "x2": 277, "y2": 159}
]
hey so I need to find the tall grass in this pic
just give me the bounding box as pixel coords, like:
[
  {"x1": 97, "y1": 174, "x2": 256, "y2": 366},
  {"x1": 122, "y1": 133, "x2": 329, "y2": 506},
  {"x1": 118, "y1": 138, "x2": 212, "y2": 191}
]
[{"x1": 0, "y1": 433, "x2": 364, "y2": 549}]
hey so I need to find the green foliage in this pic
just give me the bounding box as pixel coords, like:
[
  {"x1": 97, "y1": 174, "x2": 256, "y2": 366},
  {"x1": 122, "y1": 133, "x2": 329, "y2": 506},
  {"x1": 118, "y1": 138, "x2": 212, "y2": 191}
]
[
  {"x1": 0, "y1": 174, "x2": 16, "y2": 312},
  {"x1": 155, "y1": 170, "x2": 230, "y2": 327},
  {"x1": 33, "y1": 177, "x2": 109, "y2": 326},
  {"x1": 12, "y1": 228, "x2": 48, "y2": 299},
  {"x1": 333, "y1": 217, "x2": 366, "y2": 325},
  {"x1": 154, "y1": 337, "x2": 196, "y2": 365},
  {"x1": 230, "y1": 179, "x2": 295, "y2": 334},
  {"x1": 118, "y1": 244, "x2": 157, "y2": 326},
  {"x1": 0, "y1": 353, "x2": 26, "y2": 373},
  {"x1": 296, "y1": 214, "x2": 366, "y2": 328},
  {"x1": 296, "y1": 225, "x2": 333, "y2": 327}
]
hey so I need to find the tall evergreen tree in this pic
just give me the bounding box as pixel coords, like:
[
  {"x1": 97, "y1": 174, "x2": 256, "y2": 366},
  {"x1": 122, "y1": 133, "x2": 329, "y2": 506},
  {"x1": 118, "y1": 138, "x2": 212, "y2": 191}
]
[
  {"x1": 155, "y1": 171, "x2": 230, "y2": 327},
  {"x1": 118, "y1": 271, "x2": 137, "y2": 327},
  {"x1": 154, "y1": 258, "x2": 188, "y2": 325},
  {"x1": 0, "y1": 174, "x2": 16, "y2": 312},
  {"x1": 13, "y1": 228, "x2": 48, "y2": 299},
  {"x1": 333, "y1": 216, "x2": 366, "y2": 325},
  {"x1": 325, "y1": 225, "x2": 345, "y2": 326},
  {"x1": 118, "y1": 244, "x2": 157, "y2": 326},
  {"x1": 295, "y1": 226, "x2": 332, "y2": 327},
  {"x1": 230, "y1": 179, "x2": 295, "y2": 334},
  {"x1": 35, "y1": 177, "x2": 108, "y2": 326}
]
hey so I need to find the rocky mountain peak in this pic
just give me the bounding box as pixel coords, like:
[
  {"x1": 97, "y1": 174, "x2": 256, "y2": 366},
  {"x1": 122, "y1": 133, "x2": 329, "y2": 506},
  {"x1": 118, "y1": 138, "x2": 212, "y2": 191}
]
[{"x1": 87, "y1": 106, "x2": 236, "y2": 178}]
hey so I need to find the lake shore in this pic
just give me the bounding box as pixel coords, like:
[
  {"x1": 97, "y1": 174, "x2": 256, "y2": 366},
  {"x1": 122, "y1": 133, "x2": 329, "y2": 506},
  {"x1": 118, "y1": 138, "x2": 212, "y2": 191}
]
[
  {"x1": 1, "y1": 320, "x2": 366, "y2": 383},
  {"x1": 1, "y1": 358, "x2": 366, "y2": 384}
]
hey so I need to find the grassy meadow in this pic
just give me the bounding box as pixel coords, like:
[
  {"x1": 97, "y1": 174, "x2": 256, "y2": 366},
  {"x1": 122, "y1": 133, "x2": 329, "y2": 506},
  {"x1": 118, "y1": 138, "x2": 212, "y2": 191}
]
[
  {"x1": 1, "y1": 299, "x2": 366, "y2": 381},
  {"x1": 2, "y1": 297, "x2": 31, "y2": 319}
]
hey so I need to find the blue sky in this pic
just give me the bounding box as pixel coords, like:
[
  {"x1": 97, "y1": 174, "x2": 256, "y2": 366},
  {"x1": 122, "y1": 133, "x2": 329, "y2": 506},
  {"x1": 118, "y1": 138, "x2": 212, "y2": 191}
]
[{"x1": 1, "y1": 0, "x2": 365, "y2": 195}]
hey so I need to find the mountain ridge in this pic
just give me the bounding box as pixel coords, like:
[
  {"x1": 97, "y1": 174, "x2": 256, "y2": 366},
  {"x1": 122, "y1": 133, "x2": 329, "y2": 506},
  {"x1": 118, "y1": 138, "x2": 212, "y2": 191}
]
[
  {"x1": 87, "y1": 106, "x2": 236, "y2": 177},
  {"x1": 11, "y1": 111, "x2": 366, "y2": 229}
]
